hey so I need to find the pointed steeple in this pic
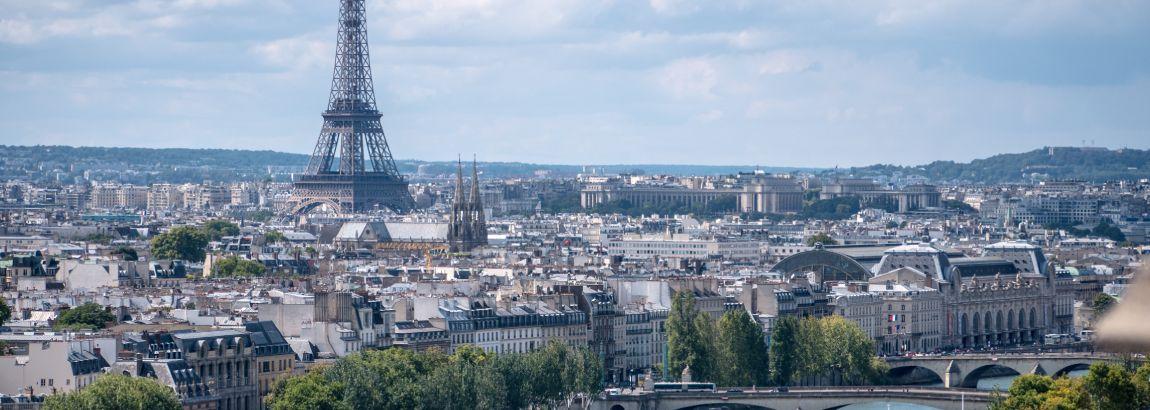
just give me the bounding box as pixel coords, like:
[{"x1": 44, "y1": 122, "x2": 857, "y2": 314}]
[
  {"x1": 469, "y1": 156, "x2": 481, "y2": 204},
  {"x1": 471, "y1": 156, "x2": 487, "y2": 246},
  {"x1": 454, "y1": 155, "x2": 465, "y2": 207}
]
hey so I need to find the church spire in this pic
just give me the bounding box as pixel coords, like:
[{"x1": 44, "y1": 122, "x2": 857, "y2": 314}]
[
  {"x1": 469, "y1": 156, "x2": 481, "y2": 204},
  {"x1": 454, "y1": 155, "x2": 465, "y2": 205}
]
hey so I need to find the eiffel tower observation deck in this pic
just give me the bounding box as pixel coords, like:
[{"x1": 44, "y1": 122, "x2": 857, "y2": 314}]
[{"x1": 288, "y1": 0, "x2": 415, "y2": 215}]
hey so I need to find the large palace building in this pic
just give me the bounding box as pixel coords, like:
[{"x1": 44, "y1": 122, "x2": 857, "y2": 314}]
[{"x1": 772, "y1": 241, "x2": 1070, "y2": 352}]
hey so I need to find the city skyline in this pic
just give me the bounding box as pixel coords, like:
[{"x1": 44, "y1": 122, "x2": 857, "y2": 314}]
[{"x1": 1, "y1": 0, "x2": 1149, "y2": 167}]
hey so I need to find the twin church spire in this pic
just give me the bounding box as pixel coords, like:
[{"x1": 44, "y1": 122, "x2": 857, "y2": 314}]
[{"x1": 448, "y1": 156, "x2": 487, "y2": 252}]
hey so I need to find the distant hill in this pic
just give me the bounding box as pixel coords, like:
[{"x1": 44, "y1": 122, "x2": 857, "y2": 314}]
[
  {"x1": 0, "y1": 145, "x2": 812, "y2": 181},
  {"x1": 1, "y1": 145, "x2": 1146, "y2": 184},
  {"x1": 845, "y1": 147, "x2": 1150, "y2": 184},
  {"x1": 0, "y1": 145, "x2": 310, "y2": 168}
]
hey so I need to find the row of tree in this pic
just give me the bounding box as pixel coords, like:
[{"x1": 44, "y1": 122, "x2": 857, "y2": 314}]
[
  {"x1": 1044, "y1": 219, "x2": 1128, "y2": 243},
  {"x1": 770, "y1": 315, "x2": 888, "y2": 386},
  {"x1": 44, "y1": 375, "x2": 181, "y2": 410},
  {"x1": 666, "y1": 292, "x2": 886, "y2": 388},
  {"x1": 150, "y1": 221, "x2": 301, "y2": 266},
  {"x1": 267, "y1": 342, "x2": 603, "y2": 410},
  {"x1": 992, "y1": 362, "x2": 1150, "y2": 410},
  {"x1": 583, "y1": 196, "x2": 739, "y2": 217}
]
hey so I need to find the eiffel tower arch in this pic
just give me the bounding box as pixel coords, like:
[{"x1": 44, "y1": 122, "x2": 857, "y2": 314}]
[{"x1": 287, "y1": 0, "x2": 416, "y2": 215}]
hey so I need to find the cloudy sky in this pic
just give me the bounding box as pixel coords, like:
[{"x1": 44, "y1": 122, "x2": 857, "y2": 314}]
[{"x1": 1, "y1": 0, "x2": 1148, "y2": 167}]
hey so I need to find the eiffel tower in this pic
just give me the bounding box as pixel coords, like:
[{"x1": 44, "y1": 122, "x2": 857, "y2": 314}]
[{"x1": 288, "y1": 0, "x2": 415, "y2": 214}]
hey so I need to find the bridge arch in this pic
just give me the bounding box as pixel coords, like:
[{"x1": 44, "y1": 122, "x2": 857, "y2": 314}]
[
  {"x1": 676, "y1": 404, "x2": 774, "y2": 410},
  {"x1": 961, "y1": 364, "x2": 1022, "y2": 389},
  {"x1": 887, "y1": 365, "x2": 944, "y2": 386},
  {"x1": 835, "y1": 402, "x2": 943, "y2": 410},
  {"x1": 1052, "y1": 363, "x2": 1093, "y2": 378}
]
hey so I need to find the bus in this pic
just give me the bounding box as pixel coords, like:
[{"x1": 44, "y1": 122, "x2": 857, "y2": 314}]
[
  {"x1": 1044, "y1": 333, "x2": 1072, "y2": 345},
  {"x1": 651, "y1": 382, "x2": 716, "y2": 393}
]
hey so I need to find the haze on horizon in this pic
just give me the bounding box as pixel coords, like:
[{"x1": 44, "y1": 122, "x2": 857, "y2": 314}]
[{"x1": 1, "y1": 0, "x2": 1148, "y2": 168}]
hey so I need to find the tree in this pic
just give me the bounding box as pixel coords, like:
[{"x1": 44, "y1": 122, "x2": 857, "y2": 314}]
[
  {"x1": 821, "y1": 316, "x2": 881, "y2": 385},
  {"x1": 805, "y1": 233, "x2": 838, "y2": 247},
  {"x1": 422, "y1": 353, "x2": 506, "y2": 410},
  {"x1": 942, "y1": 200, "x2": 977, "y2": 213},
  {"x1": 1091, "y1": 220, "x2": 1127, "y2": 243},
  {"x1": 267, "y1": 343, "x2": 604, "y2": 410},
  {"x1": 1084, "y1": 362, "x2": 1146, "y2": 410},
  {"x1": 691, "y1": 311, "x2": 718, "y2": 383},
  {"x1": 1093, "y1": 293, "x2": 1117, "y2": 316},
  {"x1": 212, "y1": 255, "x2": 266, "y2": 277},
  {"x1": 246, "y1": 209, "x2": 275, "y2": 223},
  {"x1": 202, "y1": 219, "x2": 240, "y2": 240},
  {"x1": 0, "y1": 298, "x2": 10, "y2": 324},
  {"x1": 566, "y1": 344, "x2": 605, "y2": 408},
  {"x1": 793, "y1": 317, "x2": 828, "y2": 383},
  {"x1": 996, "y1": 374, "x2": 1056, "y2": 410},
  {"x1": 770, "y1": 316, "x2": 800, "y2": 386},
  {"x1": 265, "y1": 230, "x2": 287, "y2": 244},
  {"x1": 704, "y1": 195, "x2": 738, "y2": 214},
  {"x1": 667, "y1": 291, "x2": 715, "y2": 382},
  {"x1": 43, "y1": 374, "x2": 180, "y2": 410},
  {"x1": 993, "y1": 362, "x2": 1150, "y2": 410},
  {"x1": 801, "y1": 196, "x2": 861, "y2": 219},
  {"x1": 492, "y1": 354, "x2": 532, "y2": 410},
  {"x1": 80, "y1": 233, "x2": 115, "y2": 245},
  {"x1": 112, "y1": 246, "x2": 138, "y2": 261},
  {"x1": 54, "y1": 303, "x2": 116, "y2": 330},
  {"x1": 151, "y1": 226, "x2": 209, "y2": 262},
  {"x1": 268, "y1": 368, "x2": 348, "y2": 410},
  {"x1": 715, "y1": 309, "x2": 769, "y2": 387}
]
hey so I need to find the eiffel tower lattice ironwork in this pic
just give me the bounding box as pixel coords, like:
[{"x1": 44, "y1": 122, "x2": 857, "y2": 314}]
[{"x1": 288, "y1": 0, "x2": 415, "y2": 214}]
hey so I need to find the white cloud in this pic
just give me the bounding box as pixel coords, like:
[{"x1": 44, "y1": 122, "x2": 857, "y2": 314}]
[
  {"x1": 655, "y1": 57, "x2": 718, "y2": 100},
  {"x1": 693, "y1": 109, "x2": 723, "y2": 122},
  {"x1": 376, "y1": 0, "x2": 599, "y2": 41},
  {"x1": 251, "y1": 34, "x2": 332, "y2": 72},
  {"x1": 1, "y1": 0, "x2": 1148, "y2": 166},
  {"x1": 757, "y1": 51, "x2": 817, "y2": 75},
  {"x1": 0, "y1": 19, "x2": 38, "y2": 44},
  {"x1": 172, "y1": 0, "x2": 243, "y2": 10}
]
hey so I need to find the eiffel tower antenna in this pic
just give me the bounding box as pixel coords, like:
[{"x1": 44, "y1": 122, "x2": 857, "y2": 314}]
[{"x1": 288, "y1": 0, "x2": 415, "y2": 214}]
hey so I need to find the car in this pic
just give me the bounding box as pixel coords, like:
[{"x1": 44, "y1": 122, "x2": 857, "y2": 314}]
[
  {"x1": 777, "y1": 387, "x2": 789, "y2": 393},
  {"x1": 726, "y1": 389, "x2": 743, "y2": 393}
]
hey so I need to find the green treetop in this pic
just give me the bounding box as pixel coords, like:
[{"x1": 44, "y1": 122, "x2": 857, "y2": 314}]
[
  {"x1": 150, "y1": 226, "x2": 209, "y2": 262},
  {"x1": 43, "y1": 374, "x2": 180, "y2": 410},
  {"x1": 667, "y1": 291, "x2": 716, "y2": 382},
  {"x1": 202, "y1": 219, "x2": 240, "y2": 241},
  {"x1": 54, "y1": 303, "x2": 116, "y2": 330},
  {"x1": 805, "y1": 232, "x2": 838, "y2": 247},
  {"x1": 715, "y1": 309, "x2": 770, "y2": 387}
]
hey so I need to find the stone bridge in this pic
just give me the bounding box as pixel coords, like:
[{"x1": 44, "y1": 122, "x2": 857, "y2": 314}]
[
  {"x1": 885, "y1": 353, "x2": 1123, "y2": 388},
  {"x1": 593, "y1": 387, "x2": 992, "y2": 410}
]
